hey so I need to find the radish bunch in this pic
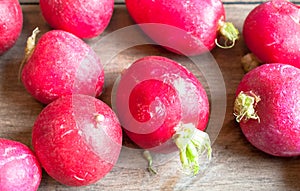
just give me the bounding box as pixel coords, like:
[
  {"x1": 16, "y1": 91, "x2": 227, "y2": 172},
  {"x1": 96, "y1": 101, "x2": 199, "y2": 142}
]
[
  {"x1": 236, "y1": 0, "x2": 300, "y2": 156},
  {"x1": 18, "y1": 28, "x2": 122, "y2": 187},
  {"x1": 9, "y1": 0, "x2": 300, "y2": 189}
]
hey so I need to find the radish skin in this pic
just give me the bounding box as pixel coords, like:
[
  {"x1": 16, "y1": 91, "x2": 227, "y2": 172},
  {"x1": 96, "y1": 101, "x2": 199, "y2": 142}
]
[
  {"x1": 40, "y1": 0, "x2": 114, "y2": 39},
  {"x1": 21, "y1": 29, "x2": 104, "y2": 104},
  {"x1": 0, "y1": 0, "x2": 23, "y2": 55},
  {"x1": 243, "y1": 0, "x2": 300, "y2": 68},
  {"x1": 114, "y1": 56, "x2": 211, "y2": 175},
  {"x1": 32, "y1": 94, "x2": 122, "y2": 186},
  {"x1": 0, "y1": 138, "x2": 42, "y2": 191},
  {"x1": 234, "y1": 64, "x2": 300, "y2": 157},
  {"x1": 125, "y1": 0, "x2": 239, "y2": 55}
]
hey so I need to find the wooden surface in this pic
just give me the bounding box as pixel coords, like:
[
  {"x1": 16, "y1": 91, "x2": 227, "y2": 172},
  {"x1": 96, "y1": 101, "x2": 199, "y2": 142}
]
[{"x1": 1, "y1": 1, "x2": 300, "y2": 191}]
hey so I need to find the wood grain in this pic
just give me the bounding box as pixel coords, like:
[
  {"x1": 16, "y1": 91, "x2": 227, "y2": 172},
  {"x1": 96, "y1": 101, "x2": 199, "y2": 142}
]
[{"x1": 1, "y1": 3, "x2": 300, "y2": 191}]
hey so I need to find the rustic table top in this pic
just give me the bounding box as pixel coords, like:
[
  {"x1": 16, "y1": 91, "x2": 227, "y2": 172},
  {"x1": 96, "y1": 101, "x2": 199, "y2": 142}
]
[{"x1": 1, "y1": 1, "x2": 299, "y2": 191}]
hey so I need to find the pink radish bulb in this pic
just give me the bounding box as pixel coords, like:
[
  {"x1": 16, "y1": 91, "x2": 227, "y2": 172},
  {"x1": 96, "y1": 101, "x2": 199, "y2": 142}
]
[
  {"x1": 0, "y1": 0, "x2": 23, "y2": 55},
  {"x1": 243, "y1": 0, "x2": 300, "y2": 68},
  {"x1": 32, "y1": 94, "x2": 122, "y2": 186},
  {"x1": 234, "y1": 64, "x2": 300, "y2": 157},
  {"x1": 125, "y1": 0, "x2": 239, "y2": 55},
  {"x1": 21, "y1": 29, "x2": 104, "y2": 104},
  {"x1": 113, "y1": 56, "x2": 211, "y2": 175},
  {"x1": 0, "y1": 138, "x2": 42, "y2": 191},
  {"x1": 40, "y1": 0, "x2": 114, "y2": 39}
]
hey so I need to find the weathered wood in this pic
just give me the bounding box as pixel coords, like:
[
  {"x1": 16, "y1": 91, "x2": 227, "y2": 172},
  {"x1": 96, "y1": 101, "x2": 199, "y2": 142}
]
[{"x1": 1, "y1": 3, "x2": 299, "y2": 191}]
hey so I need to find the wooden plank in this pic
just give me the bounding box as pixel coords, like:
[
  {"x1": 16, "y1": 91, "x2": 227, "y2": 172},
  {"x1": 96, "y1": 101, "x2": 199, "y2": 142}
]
[{"x1": 1, "y1": 3, "x2": 300, "y2": 191}]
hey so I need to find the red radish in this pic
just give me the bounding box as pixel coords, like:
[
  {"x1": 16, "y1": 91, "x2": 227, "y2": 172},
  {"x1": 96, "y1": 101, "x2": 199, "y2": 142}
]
[
  {"x1": 243, "y1": 0, "x2": 300, "y2": 68},
  {"x1": 234, "y1": 64, "x2": 300, "y2": 157},
  {"x1": 125, "y1": 0, "x2": 239, "y2": 55},
  {"x1": 40, "y1": 0, "x2": 114, "y2": 39},
  {"x1": 0, "y1": 0, "x2": 23, "y2": 55},
  {"x1": 113, "y1": 56, "x2": 211, "y2": 175},
  {"x1": 32, "y1": 94, "x2": 122, "y2": 186},
  {"x1": 0, "y1": 138, "x2": 41, "y2": 191},
  {"x1": 21, "y1": 29, "x2": 104, "y2": 104}
]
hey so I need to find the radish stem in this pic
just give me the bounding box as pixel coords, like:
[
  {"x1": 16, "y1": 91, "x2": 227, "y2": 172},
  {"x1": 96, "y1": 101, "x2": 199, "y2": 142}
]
[
  {"x1": 19, "y1": 27, "x2": 40, "y2": 81},
  {"x1": 216, "y1": 21, "x2": 239, "y2": 49},
  {"x1": 234, "y1": 91, "x2": 261, "y2": 123},
  {"x1": 143, "y1": 150, "x2": 157, "y2": 175},
  {"x1": 173, "y1": 123, "x2": 212, "y2": 175}
]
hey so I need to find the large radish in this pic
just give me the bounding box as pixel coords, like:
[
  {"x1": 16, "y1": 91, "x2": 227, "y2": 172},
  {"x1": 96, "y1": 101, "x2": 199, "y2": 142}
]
[
  {"x1": 234, "y1": 64, "x2": 300, "y2": 156},
  {"x1": 243, "y1": 0, "x2": 300, "y2": 68},
  {"x1": 125, "y1": 0, "x2": 239, "y2": 55},
  {"x1": 32, "y1": 94, "x2": 122, "y2": 186},
  {"x1": 113, "y1": 56, "x2": 211, "y2": 175},
  {"x1": 40, "y1": 0, "x2": 114, "y2": 39},
  {"x1": 21, "y1": 29, "x2": 104, "y2": 104}
]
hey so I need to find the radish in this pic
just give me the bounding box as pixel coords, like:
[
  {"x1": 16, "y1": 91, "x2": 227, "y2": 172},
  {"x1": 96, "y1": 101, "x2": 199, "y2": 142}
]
[
  {"x1": 243, "y1": 0, "x2": 300, "y2": 68},
  {"x1": 0, "y1": 138, "x2": 41, "y2": 191},
  {"x1": 21, "y1": 28, "x2": 104, "y2": 104},
  {"x1": 113, "y1": 56, "x2": 211, "y2": 175},
  {"x1": 234, "y1": 64, "x2": 300, "y2": 157},
  {"x1": 125, "y1": 0, "x2": 239, "y2": 55},
  {"x1": 39, "y1": 0, "x2": 114, "y2": 39},
  {"x1": 0, "y1": 0, "x2": 23, "y2": 55},
  {"x1": 32, "y1": 94, "x2": 122, "y2": 186}
]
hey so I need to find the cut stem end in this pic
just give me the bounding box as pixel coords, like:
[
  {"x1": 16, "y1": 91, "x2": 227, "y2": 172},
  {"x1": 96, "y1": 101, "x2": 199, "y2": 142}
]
[
  {"x1": 173, "y1": 123, "x2": 212, "y2": 176},
  {"x1": 233, "y1": 91, "x2": 261, "y2": 123},
  {"x1": 216, "y1": 21, "x2": 239, "y2": 49}
]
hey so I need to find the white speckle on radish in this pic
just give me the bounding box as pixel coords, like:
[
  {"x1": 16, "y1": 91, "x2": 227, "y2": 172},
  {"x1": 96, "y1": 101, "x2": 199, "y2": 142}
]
[{"x1": 95, "y1": 114, "x2": 105, "y2": 123}]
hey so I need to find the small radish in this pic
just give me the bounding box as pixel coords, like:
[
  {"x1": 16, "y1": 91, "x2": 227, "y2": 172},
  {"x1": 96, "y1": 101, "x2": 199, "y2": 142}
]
[
  {"x1": 21, "y1": 28, "x2": 104, "y2": 104},
  {"x1": 0, "y1": 0, "x2": 23, "y2": 55},
  {"x1": 243, "y1": 0, "x2": 300, "y2": 68},
  {"x1": 32, "y1": 94, "x2": 122, "y2": 186},
  {"x1": 125, "y1": 0, "x2": 239, "y2": 55},
  {"x1": 0, "y1": 138, "x2": 42, "y2": 191},
  {"x1": 40, "y1": 0, "x2": 114, "y2": 39},
  {"x1": 234, "y1": 64, "x2": 300, "y2": 157},
  {"x1": 113, "y1": 56, "x2": 211, "y2": 175}
]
